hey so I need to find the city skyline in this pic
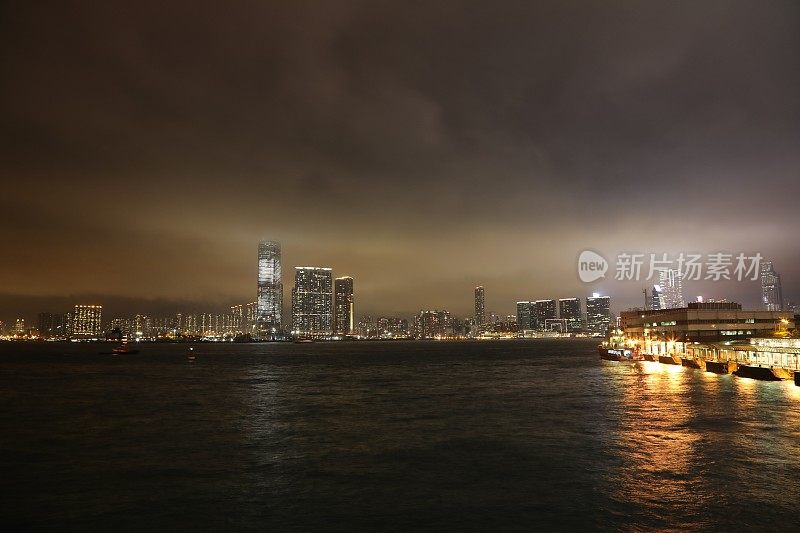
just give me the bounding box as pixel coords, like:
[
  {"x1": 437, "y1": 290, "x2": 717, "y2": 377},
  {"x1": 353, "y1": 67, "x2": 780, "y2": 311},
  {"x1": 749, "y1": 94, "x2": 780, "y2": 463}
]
[
  {"x1": 1, "y1": 241, "x2": 793, "y2": 328},
  {"x1": 2, "y1": 239, "x2": 621, "y2": 339}
]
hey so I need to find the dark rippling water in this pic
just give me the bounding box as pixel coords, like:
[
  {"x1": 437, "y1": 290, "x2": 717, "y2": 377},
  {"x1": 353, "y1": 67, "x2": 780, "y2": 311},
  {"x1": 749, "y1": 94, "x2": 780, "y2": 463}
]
[{"x1": 2, "y1": 339, "x2": 800, "y2": 531}]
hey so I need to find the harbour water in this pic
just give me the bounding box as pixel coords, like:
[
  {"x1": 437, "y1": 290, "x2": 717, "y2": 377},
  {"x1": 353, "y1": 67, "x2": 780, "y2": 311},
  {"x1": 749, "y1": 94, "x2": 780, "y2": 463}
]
[{"x1": 2, "y1": 339, "x2": 800, "y2": 530}]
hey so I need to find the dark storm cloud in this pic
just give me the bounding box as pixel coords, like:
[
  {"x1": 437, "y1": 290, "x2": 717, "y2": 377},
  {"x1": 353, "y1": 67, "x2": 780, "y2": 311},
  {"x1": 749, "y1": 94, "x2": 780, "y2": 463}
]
[{"x1": 1, "y1": 0, "x2": 799, "y2": 321}]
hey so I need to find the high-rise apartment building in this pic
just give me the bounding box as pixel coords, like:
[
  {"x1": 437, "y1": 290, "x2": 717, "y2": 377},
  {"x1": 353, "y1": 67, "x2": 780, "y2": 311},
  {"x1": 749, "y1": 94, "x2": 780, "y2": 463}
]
[
  {"x1": 356, "y1": 315, "x2": 376, "y2": 338},
  {"x1": 231, "y1": 301, "x2": 258, "y2": 335},
  {"x1": 761, "y1": 261, "x2": 783, "y2": 311},
  {"x1": 334, "y1": 276, "x2": 354, "y2": 335},
  {"x1": 558, "y1": 298, "x2": 582, "y2": 332},
  {"x1": 516, "y1": 301, "x2": 533, "y2": 331},
  {"x1": 651, "y1": 285, "x2": 663, "y2": 311},
  {"x1": 586, "y1": 294, "x2": 611, "y2": 335},
  {"x1": 256, "y1": 240, "x2": 283, "y2": 338},
  {"x1": 376, "y1": 317, "x2": 409, "y2": 338},
  {"x1": 474, "y1": 286, "x2": 485, "y2": 331},
  {"x1": 658, "y1": 269, "x2": 685, "y2": 309},
  {"x1": 291, "y1": 267, "x2": 333, "y2": 337},
  {"x1": 534, "y1": 299, "x2": 557, "y2": 330},
  {"x1": 71, "y1": 305, "x2": 103, "y2": 338},
  {"x1": 416, "y1": 310, "x2": 450, "y2": 339}
]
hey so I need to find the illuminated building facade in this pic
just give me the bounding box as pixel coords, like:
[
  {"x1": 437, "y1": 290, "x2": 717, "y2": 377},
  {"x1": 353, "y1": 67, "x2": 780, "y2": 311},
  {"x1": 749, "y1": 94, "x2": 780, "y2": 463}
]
[
  {"x1": 416, "y1": 310, "x2": 450, "y2": 339},
  {"x1": 620, "y1": 302, "x2": 793, "y2": 345},
  {"x1": 231, "y1": 301, "x2": 257, "y2": 335},
  {"x1": 71, "y1": 305, "x2": 103, "y2": 338},
  {"x1": 761, "y1": 261, "x2": 783, "y2": 311},
  {"x1": 377, "y1": 317, "x2": 409, "y2": 338},
  {"x1": 257, "y1": 240, "x2": 283, "y2": 339},
  {"x1": 516, "y1": 301, "x2": 533, "y2": 330},
  {"x1": 586, "y1": 294, "x2": 611, "y2": 335},
  {"x1": 291, "y1": 267, "x2": 333, "y2": 337},
  {"x1": 474, "y1": 286, "x2": 485, "y2": 332},
  {"x1": 357, "y1": 315, "x2": 376, "y2": 338},
  {"x1": 534, "y1": 299, "x2": 557, "y2": 330},
  {"x1": 558, "y1": 298, "x2": 582, "y2": 332},
  {"x1": 334, "y1": 276, "x2": 354, "y2": 335},
  {"x1": 658, "y1": 269, "x2": 685, "y2": 309},
  {"x1": 651, "y1": 285, "x2": 663, "y2": 310}
]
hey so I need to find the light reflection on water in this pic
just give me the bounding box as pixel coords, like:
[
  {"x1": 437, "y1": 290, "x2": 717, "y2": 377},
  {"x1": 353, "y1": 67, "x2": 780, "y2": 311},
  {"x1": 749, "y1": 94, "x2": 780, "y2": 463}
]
[
  {"x1": 600, "y1": 358, "x2": 800, "y2": 529},
  {"x1": 608, "y1": 362, "x2": 708, "y2": 528},
  {"x1": 2, "y1": 340, "x2": 800, "y2": 530}
]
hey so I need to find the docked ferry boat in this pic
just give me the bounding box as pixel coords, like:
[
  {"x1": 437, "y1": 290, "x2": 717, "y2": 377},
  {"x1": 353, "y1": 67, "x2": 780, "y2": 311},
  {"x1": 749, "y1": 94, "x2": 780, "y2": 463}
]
[
  {"x1": 598, "y1": 324, "x2": 642, "y2": 361},
  {"x1": 598, "y1": 345, "x2": 638, "y2": 361}
]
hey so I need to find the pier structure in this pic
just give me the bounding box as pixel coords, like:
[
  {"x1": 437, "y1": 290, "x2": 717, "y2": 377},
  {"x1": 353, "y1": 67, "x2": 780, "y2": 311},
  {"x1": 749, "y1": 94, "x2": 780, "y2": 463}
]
[{"x1": 611, "y1": 301, "x2": 797, "y2": 380}]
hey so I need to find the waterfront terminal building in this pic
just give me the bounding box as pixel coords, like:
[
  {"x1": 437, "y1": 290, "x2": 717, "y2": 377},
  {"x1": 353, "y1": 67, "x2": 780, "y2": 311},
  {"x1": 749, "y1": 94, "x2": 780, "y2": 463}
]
[{"x1": 619, "y1": 302, "x2": 794, "y2": 358}]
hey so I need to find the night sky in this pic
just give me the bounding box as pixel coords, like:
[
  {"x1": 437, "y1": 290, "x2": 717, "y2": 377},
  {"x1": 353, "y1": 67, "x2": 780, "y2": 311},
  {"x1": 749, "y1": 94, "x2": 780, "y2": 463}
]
[{"x1": 2, "y1": 1, "x2": 799, "y2": 322}]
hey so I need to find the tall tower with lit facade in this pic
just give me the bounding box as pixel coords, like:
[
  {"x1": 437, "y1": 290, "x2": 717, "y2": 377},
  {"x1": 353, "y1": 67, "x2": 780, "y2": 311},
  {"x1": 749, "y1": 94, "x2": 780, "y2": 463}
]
[
  {"x1": 334, "y1": 276, "x2": 354, "y2": 335},
  {"x1": 651, "y1": 285, "x2": 663, "y2": 310},
  {"x1": 586, "y1": 294, "x2": 611, "y2": 335},
  {"x1": 534, "y1": 299, "x2": 557, "y2": 330},
  {"x1": 516, "y1": 301, "x2": 533, "y2": 331},
  {"x1": 761, "y1": 261, "x2": 783, "y2": 311},
  {"x1": 256, "y1": 241, "x2": 283, "y2": 339},
  {"x1": 659, "y1": 269, "x2": 685, "y2": 309},
  {"x1": 558, "y1": 298, "x2": 582, "y2": 332},
  {"x1": 474, "y1": 286, "x2": 485, "y2": 332},
  {"x1": 291, "y1": 267, "x2": 333, "y2": 337}
]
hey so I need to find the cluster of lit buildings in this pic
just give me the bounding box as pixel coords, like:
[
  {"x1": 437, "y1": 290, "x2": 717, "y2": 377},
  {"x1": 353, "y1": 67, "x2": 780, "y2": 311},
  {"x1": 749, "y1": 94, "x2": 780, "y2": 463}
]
[
  {"x1": 1, "y1": 305, "x2": 105, "y2": 341},
  {"x1": 256, "y1": 240, "x2": 356, "y2": 339},
  {"x1": 2, "y1": 242, "x2": 794, "y2": 343},
  {"x1": 512, "y1": 294, "x2": 611, "y2": 337},
  {"x1": 605, "y1": 262, "x2": 799, "y2": 373}
]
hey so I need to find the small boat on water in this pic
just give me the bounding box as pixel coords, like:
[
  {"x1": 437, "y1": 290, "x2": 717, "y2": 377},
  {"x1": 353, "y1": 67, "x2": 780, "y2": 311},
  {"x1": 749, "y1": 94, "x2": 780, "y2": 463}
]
[
  {"x1": 294, "y1": 339, "x2": 315, "y2": 344},
  {"x1": 111, "y1": 342, "x2": 139, "y2": 355}
]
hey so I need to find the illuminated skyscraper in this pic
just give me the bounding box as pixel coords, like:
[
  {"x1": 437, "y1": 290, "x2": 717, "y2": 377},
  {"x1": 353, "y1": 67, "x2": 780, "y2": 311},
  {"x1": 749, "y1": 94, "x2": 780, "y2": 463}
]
[
  {"x1": 291, "y1": 267, "x2": 333, "y2": 337},
  {"x1": 334, "y1": 276, "x2": 354, "y2": 335},
  {"x1": 534, "y1": 299, "x2": 557, "y2": 330},
  {"x1": 651, "y1": 285, "x2": 663, "y2": 310},
  {"x1": 658, "y1": 269, "x2": 685, "y2": 309},
  {"x1": 586, "y1": 294, "x2": 610, "y2": 335},
  {"x1": 761, "y1": 261, "x2": 783, "y2": 311},
  {"x1": 516, "y1": 301, "x2": 533, "y2": 331},
  {"x1": 71, "y1": 305, "x2": 102, "y2": 338},
  {"x1": 474, "y1": 286, "x2": 485, "y2": 331},
  {"x1": 558, "y1": 298, "x2": 582, "y2": 332},
  {"x1": 257, "y1": 241, "x2": 283, "y2": 338}
]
